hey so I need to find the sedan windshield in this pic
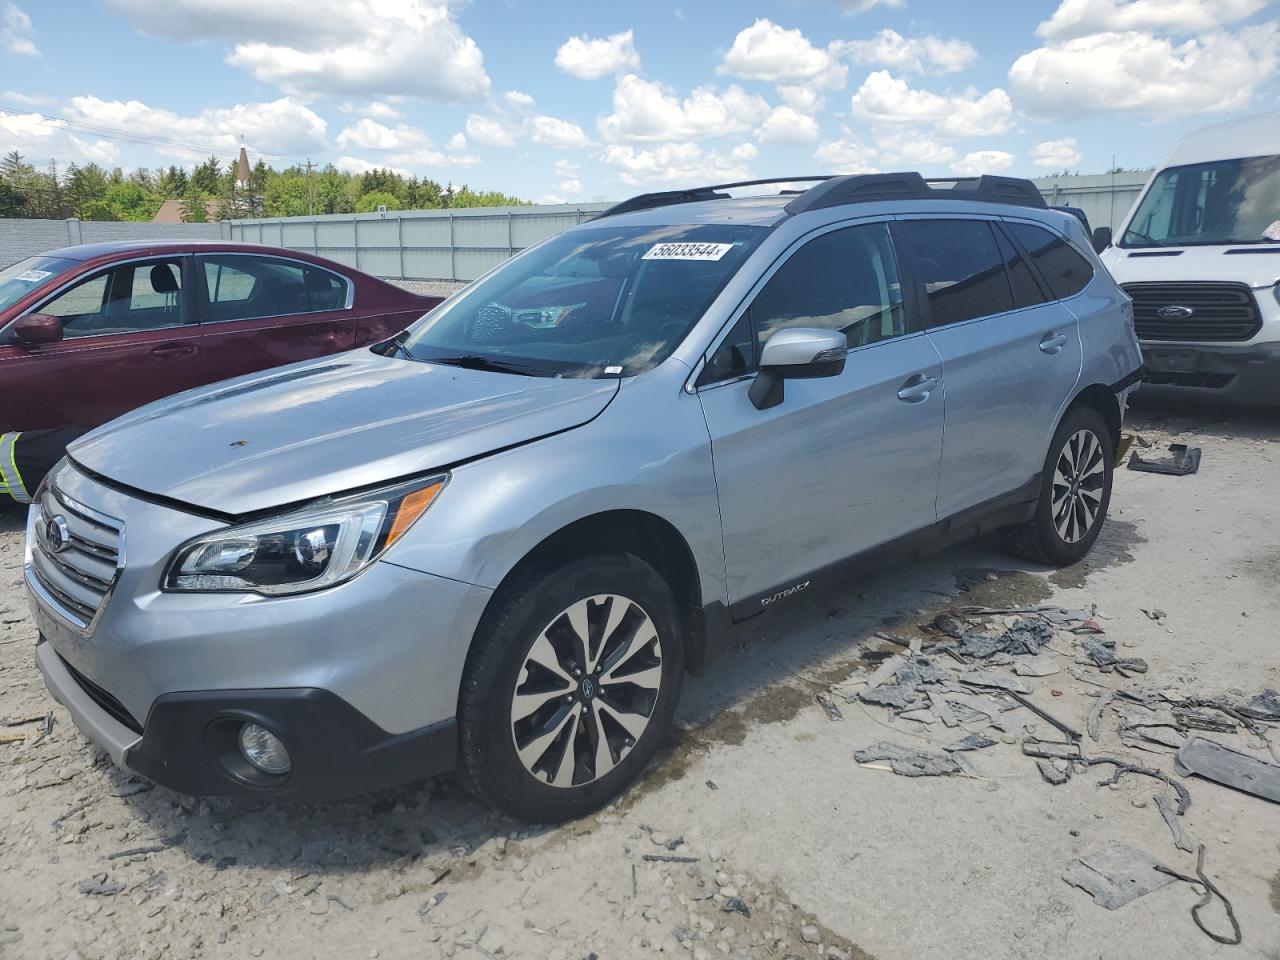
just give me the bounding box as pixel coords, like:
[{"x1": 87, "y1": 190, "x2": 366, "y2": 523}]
[
  {"x1": 0, "y1": 256, "x2": 79, "y2": 313},
  {"x1": 1121, "y1": 155, "x2": 1280, "y2": 247},
  {"x1": 392, "y1": 223, "x2": 767, "y2": 377}
]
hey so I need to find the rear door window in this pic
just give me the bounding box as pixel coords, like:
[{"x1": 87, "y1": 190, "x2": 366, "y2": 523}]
[
  {"x1": 893, "y1": 220, "x2": 1014, "y2": 327},
  {"x1": 993, "y1": 225, "x2": 1048, "y2": 309},
  {"x1": 201, "y1": 255, "x2": 349, "y2": 323},
  {"x1": 1005, "y1": 222, "x2": 1094, "y2": 300}
]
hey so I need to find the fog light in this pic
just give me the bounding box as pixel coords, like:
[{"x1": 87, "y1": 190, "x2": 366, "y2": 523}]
[{"x1": 238, "y1": 722, "x2": 291, "y2": 775}]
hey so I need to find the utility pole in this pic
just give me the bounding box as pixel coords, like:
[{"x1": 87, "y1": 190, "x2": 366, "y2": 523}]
[{"x1": 305, "y1": 159, "x2": 315, "y2": 216}]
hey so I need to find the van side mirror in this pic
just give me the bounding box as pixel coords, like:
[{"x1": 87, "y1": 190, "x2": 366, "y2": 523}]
[
  {"x1": 748, "y1": 328, "x2": 847, "y2": 410},
  {"x1": 1091, "y1": 226, "x2": 1112, "y2": 254},
  {"x1": 12, "y1": 313, "x2": 64, "y2": 346}
]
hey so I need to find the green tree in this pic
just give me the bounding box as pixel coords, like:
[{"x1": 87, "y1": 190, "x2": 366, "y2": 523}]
[
  {"x1": 355, "y1": 190, "x2": 403, "y2": 213},
  {"x1": 190, "y1": 155, "x2": 221, "y2": 195},
  {"x1": 179, "y1": 187, "x2": 210, "y2": 223},
  {"x1": 263, "y1": 173, "x2": 312, "y2": 218}
]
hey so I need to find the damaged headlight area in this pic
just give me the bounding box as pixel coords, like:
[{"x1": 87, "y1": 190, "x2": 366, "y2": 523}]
[{"x1": 165, "y1": 476, "x2": 447, "y2": 595}]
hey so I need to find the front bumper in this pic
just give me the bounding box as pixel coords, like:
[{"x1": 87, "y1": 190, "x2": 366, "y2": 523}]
[
  {"x1": 1139, "y1": 340, "x2": 1280, "y2": 404},
  {"x1": 38, "y1": 638, "x2": 457, "y2": 799}
]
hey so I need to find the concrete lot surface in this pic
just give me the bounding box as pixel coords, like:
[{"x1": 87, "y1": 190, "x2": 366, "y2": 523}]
[{"x1": 1, "y1": 397, "x2": 1278, "y2": 960}]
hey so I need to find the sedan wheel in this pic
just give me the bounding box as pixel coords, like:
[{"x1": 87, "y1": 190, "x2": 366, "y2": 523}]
[{"x1": 510, "y1": 594, "x2": 663, "y2": 789}]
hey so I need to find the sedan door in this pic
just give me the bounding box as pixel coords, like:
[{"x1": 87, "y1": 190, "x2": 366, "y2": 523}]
[
  {"x1": 0, "y1": 256, "x2": 205, "y2": 431},
  {"x1": 892, "y1": 217, "x2": 1083, "y2": 519},
  {"x1": 195, "y1": 253, "x2": 357, "y2": 383},
  {"x1": 696, "y1": 221, "x2": 944, "y2": 615}
]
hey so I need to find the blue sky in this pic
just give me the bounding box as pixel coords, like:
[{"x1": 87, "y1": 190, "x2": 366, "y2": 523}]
[{"x1": 1, "y1": 0, "x2": 1277, "y2": 202}]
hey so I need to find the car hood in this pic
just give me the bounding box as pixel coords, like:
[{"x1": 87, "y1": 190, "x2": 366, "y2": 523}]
[
  {"x1": 1102, "y1": 246, "x2": 1280, "y2": 289},
  {"x1": 69, "y1": 350, "x2": 619, "y2": 516}
]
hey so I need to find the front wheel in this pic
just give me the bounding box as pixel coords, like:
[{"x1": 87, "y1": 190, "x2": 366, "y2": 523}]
[
  {"x1": 457, "y1": 554, "x2": 685, "y2": 822},
  {"x1": 1003, "y1": 405, "x2": 1114, "y2": 566}
]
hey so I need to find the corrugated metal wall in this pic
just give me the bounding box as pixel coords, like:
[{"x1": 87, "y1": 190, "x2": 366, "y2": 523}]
[
  {"x1": 0, "y1": 217, "x2": 228, "y2": 268},
  {"x1": 1033, "y1": 170, "x2": 1152, "y2": 235}
]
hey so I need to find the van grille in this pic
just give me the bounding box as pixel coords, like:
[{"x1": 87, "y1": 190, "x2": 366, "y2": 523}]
[
  {"x1": 1123, "y1": 282, "x2": 1262, "y2": 342},
  {"x1": 28, "y1": 484, "x2": 123, "y2": 632}
]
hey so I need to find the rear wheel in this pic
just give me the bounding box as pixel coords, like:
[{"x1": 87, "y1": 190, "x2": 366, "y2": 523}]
[
  {"x1": 1003, "y1": 405, "x2": 1114, "y2": 566},
  {"x1": 457, "y1": 554, "x2": 684, "y2": 822}
]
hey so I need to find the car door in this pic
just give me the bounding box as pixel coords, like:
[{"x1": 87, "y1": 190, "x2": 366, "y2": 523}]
[
  {"x1": 696, "y1": 220, "x2": 945, "y2": 614},
  {"x1": 0, "y1": 256, "x2": 205, "y2": 431},
  {"x1": 892, "y1": 217, "x2": 1083, "y2": 519},
  {"x1": 195, "y1": 253, "x2": 357, "y2": 383}
]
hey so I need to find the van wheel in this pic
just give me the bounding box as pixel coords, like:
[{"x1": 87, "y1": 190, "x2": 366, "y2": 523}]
[
  {"x1": 457, "y1": 554, "x2": 684, "y2": 823},
  {"x1": 1002, "y1": 405, "x2": 1114, "y2": 567}
]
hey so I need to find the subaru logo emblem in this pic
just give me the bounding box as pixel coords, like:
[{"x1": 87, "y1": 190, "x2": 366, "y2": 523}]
[
  {"x1": 45, "y1": 515, "x2": 71, "y2": 553},
  {"x1": 580, "y1": 677, "x2": 595, "y2": 700},
  {"x1": 1156, "y1": 304, "x2": 1194, "y2": 320}
]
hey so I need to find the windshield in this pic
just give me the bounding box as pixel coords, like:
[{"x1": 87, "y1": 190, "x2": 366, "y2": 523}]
[
  {"x1": 0, "y1": 256, "x2": 79, "y2": 314},
  {"x1": 1121, "y1": 154, "x2": 1280, "y2": 247},
  {"x1": 392, "y1": 223, "x2": 767, "y2": 377}
]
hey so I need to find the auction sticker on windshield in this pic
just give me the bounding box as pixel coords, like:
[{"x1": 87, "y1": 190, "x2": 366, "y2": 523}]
[
  {"x1": 14, "y1": 270, "x2": 52, "y2": 282},
  {"x1": 643, "y1": 242, "x2": 734, "y2": 261}
]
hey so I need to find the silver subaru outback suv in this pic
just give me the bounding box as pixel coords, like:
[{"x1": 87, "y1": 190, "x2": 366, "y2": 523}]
[{"x1": 27, "y1": 173, "x2": 1143, "y2": 822}]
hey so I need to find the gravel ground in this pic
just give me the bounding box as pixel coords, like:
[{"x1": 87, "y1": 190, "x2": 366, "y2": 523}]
[
  {"x1": 1, "y1": 396, "x2": 1278, "y2": 960},
  {"x1": 393, "y1": 280, "x2": 467, "y2": 300}
]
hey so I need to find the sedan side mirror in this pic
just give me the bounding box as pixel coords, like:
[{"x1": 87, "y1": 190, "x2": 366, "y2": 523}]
[
  {"x1": 12, "y1": 313, "x2": 64, "y2": 346},
  {"x1": 1091, "y1": 226, "x2": 1112, "y2": 254},
  {"x1": 748, "y1": 327, "x2": 847, "y2": 410}
]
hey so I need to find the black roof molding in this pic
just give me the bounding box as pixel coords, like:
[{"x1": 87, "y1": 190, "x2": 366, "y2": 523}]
[{"x1": 596, "y1": 172, "x2": 1047, "y2": 222}]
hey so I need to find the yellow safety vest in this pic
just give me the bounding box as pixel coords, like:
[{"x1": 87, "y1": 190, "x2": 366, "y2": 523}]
[{"x1": 0, "y1": 432, "x2": 30, "y2": 504}]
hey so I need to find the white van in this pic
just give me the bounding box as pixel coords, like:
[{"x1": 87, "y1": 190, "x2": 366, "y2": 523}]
[{"x1": 1100, "y1": 111, "x2": 1280, "y2": 403}]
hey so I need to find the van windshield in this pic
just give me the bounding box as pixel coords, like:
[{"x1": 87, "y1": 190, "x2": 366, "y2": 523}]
[
  {"x1": 1121, "y1": 155, "x2": 1280, "y2": 247},
  {"x1": 391, "y1": 223, "x2": 767, "y2": 377}
]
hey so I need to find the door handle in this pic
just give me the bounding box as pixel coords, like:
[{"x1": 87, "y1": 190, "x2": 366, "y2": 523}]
[
  {"x1": 1039, "y1": 332, "x2": 1068, "y2": 355},
  {"x1": 151, "y1": 343, "x2": 196, "y2": 360},
  {"x1": 897, "y1": 374, "x2": 938, "y2": 402}
]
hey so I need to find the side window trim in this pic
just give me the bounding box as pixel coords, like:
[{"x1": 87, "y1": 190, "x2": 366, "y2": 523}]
[
  {"x1": 194, "y1": 253, "x2": 355, "y2": 326},
  {"x1": 19, "y1": 255, "x2": 194, "y2": 339},
  {"x1": 692, "y1": 216, "x2": 911, "y2": 391}
]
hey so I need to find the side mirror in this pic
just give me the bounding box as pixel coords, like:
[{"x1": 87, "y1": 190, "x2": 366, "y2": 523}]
[
  {"x1": 748, "y1": 327, "x2": 847, "y2": 410},
  {"x1": 1091, "y1": 226, "x2": 1112, "y2": 254},
  {"x1": 12, "y1": 313, "x2": 64, "y2": 346}
]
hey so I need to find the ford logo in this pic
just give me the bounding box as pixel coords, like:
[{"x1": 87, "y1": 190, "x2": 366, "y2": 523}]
[
  {"x1": 45, "y1": 515, "x2": 71, "y2": 553},
  {"x1": 1156, "y1": 305, "x2": 1194, "y2": 320}
]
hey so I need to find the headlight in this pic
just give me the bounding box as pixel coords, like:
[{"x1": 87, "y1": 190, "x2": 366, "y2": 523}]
[{"x1": 164, "y1": 476, "x2": 447, "y2": 595}]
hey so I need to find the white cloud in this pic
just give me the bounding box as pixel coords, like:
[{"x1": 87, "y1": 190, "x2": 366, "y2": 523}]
[
  {"x1": 465, "y1": 113, "x2": 520, "y2": 147},
  {"x1": 874, "y1": 131, "x2": 957, "y2": 166},
  {"x1": 1009, "y1": 24, "x2": 1279, "y2": 116},
  {"x1": 554, "y1": 158, "x2": 580, "y2": 177},
  {"x1": 814, "y1": 137, "x2": 879, "y2": 173},
  {"x1": 839, "y1": 29, "x2": 978, "y2": 74},
  {"x1": 0, "y1": 111, "x2": 117, "y2": 166},
  {"x1": 362, "y1": 100, "x2": 401, "y2": 120},
  {"x1": 445, "y1": 132, "x2": 467, "y2": 152},
  {"x1": 718, "y1": 19, "x2": 844, "y2": 84},
  {"x1": 598, "y1": 74, "x2": 771, "y2": 143},
  {"x1": 954, "y1": 150, "x2": 1015, "y2": 175},
  {"x1": 756, "y1": 106, "x2": 820, "y2": 144},
  {"x1": 826, "y1": 0, "x2": 905, "y2": 14},
  {"x1": 113, "y1": 0, "x2": 491, "y2": 102},
  {"x1": 2, "y1": 2, "x2": 37, "y2": 56},
  {"x1": 504, "y1": 90, "x2": 536, "y2": 113},
  {"x1": 776, "y1": 84, "x2": 824, "y2": 113},
  {"x1": 334, "y1": 154, "x2": 410, "y2": 177},
  {"x1": 336, "y1": 118, "x2": 428, "y2": 152},
  {"x1": 602, "y1": 142, "x2": 757, "y2": 186},
  {"x1": 554, "y1": 29, "x2": 640, "y2": 80},
  {"x1": 852, "y1": 70, "x2": 1013, "y2": 138},
  {"x1": 557, "y1": 177, "x2": 582, "y2": 194},
  {"x1": 1035, "y1": 0, "x2": 1267, "y2": 41},
  {"x1": 1031, "y1": 137, "x2": 1083, "y2": 168},
  {"x1": 67, "y1": 95, "x2": 327, "y2": 162},
  {"x1": 528, "y1": 114, "x2": 591, "y2": 149}
]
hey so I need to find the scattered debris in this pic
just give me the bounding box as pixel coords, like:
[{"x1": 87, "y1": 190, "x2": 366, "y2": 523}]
[
  {"x1": 944, "y1": 734, "x2": 996, "y2": 753},
  {"x1": 1087, "y1": 690, "x2": 1117, "y2": 742},
  {"x1": 722, "y1": 898, "x2": 750, "y2": 918},
  {"x1": 77, "y1": 873, "x2": 125, "y2": 897},
  {"x1": 1062, "y1": 844, "x2": 1176, "y2": 909},
  {"x1": 1022, "y1": 740, "x2": 1081, "y2": 761},
  {"x1": 1036, "y1": 759, "x2": 1071, "y2": 785},
  {"x1": 1082, "y1": 757, "x2": 1191, "y2": 814},
  {"x1": 1239, "y1": 688, "x2": 1280, "y2": 722},
  {"x1": 854, "y1": 742, "x2": 962, "y2": 777},
  {"x1": 1175, "y1": 737, "x2": 1280, "y2": 803},
  {"x1": 1172, "y1": 707, "x2": 1235, "y2": 734},
  {"x1": 1153, "y1": 794, "x2": 1194, "y2": 853},
  {"x1": 1141, "y1": 608, "x2": 1167, "y2": 621},
  {"x1": 1080, "y1": 638, "x2": 1148, "y2": 675},
  {"x1": 1153, "y1": 846, "x2": 1243, "y2": 946},
  {"x1": 1127, "y1": 443, "x2": 1201, "y2": 476},
  {"x1": 815, "y1": 693, "x2": 843, "y2": 721},
  {"x1": 1001, "y1": 689, "x2": 1082, "y2": 742},
  {"x1": 1013, "y1": 655, "x2": 1061, "y2": 677},
  {"x1": 641, "y1": 854, "x2": 699, "y2": 864}
]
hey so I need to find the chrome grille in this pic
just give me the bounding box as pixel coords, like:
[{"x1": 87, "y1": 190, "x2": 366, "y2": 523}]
[
  {"x1": 27, "y1": 484, "x2": 123, "y2": 633},
  {"x1": 1123, "y1": 281, "x2": 1263, "y2": 342}
]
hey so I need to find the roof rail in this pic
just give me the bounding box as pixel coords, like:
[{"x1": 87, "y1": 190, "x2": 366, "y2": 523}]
[
  {"x1": 784, "y1": 173, "x2": 1046, "y2": 215},
  {"x1": 595, "y1": 176, "x2": 834, "y2": 219},
  {"x1": 596, "y1": 172, "x2": 1047, "y2": 221}
]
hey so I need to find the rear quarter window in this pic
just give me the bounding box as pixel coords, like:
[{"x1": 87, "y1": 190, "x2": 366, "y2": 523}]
[{"x1": 1006, "y1": 222, "x2": 1094, "y2": 300}]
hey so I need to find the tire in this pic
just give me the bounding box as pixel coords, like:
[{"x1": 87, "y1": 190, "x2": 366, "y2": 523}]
[
  {"x1": 457, "y1": 553, "x2": 685, "y2": 823},
  {"x1": 1003, "y1": 405, "x2": 1114, "y2": 567}
]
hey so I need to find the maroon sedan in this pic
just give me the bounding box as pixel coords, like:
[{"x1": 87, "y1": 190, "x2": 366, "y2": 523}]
[{"x1": 0, "y1": 241, "x2": 440, "y2": 434}]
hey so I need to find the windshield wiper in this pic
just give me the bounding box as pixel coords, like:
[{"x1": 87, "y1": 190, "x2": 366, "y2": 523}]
[
  {"x1": 377, "y1": 330, "x2": 415, "y2": 360},
  {"x1": 1121, "y1": 228, "x2": 1163, "y2": 246},
  {"x1": 428, "y1": 354, "x2": 542, "y2": 375}
]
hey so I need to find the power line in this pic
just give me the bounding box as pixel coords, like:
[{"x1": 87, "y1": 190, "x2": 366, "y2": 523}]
[{"x1": 0, "y1": 101, "x2": 313, "y2": 166}]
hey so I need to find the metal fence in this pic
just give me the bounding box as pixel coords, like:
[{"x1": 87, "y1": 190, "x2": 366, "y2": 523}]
[
  {"x1": 1033, "y1": 170, "x2": 1152, "y2": 235},
  {"x1": 229, "y1": 204, "x2": 612, "y2": 283},
  {"x1": 0, "y1": 217, "x2": 228, "y2": 268}
]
